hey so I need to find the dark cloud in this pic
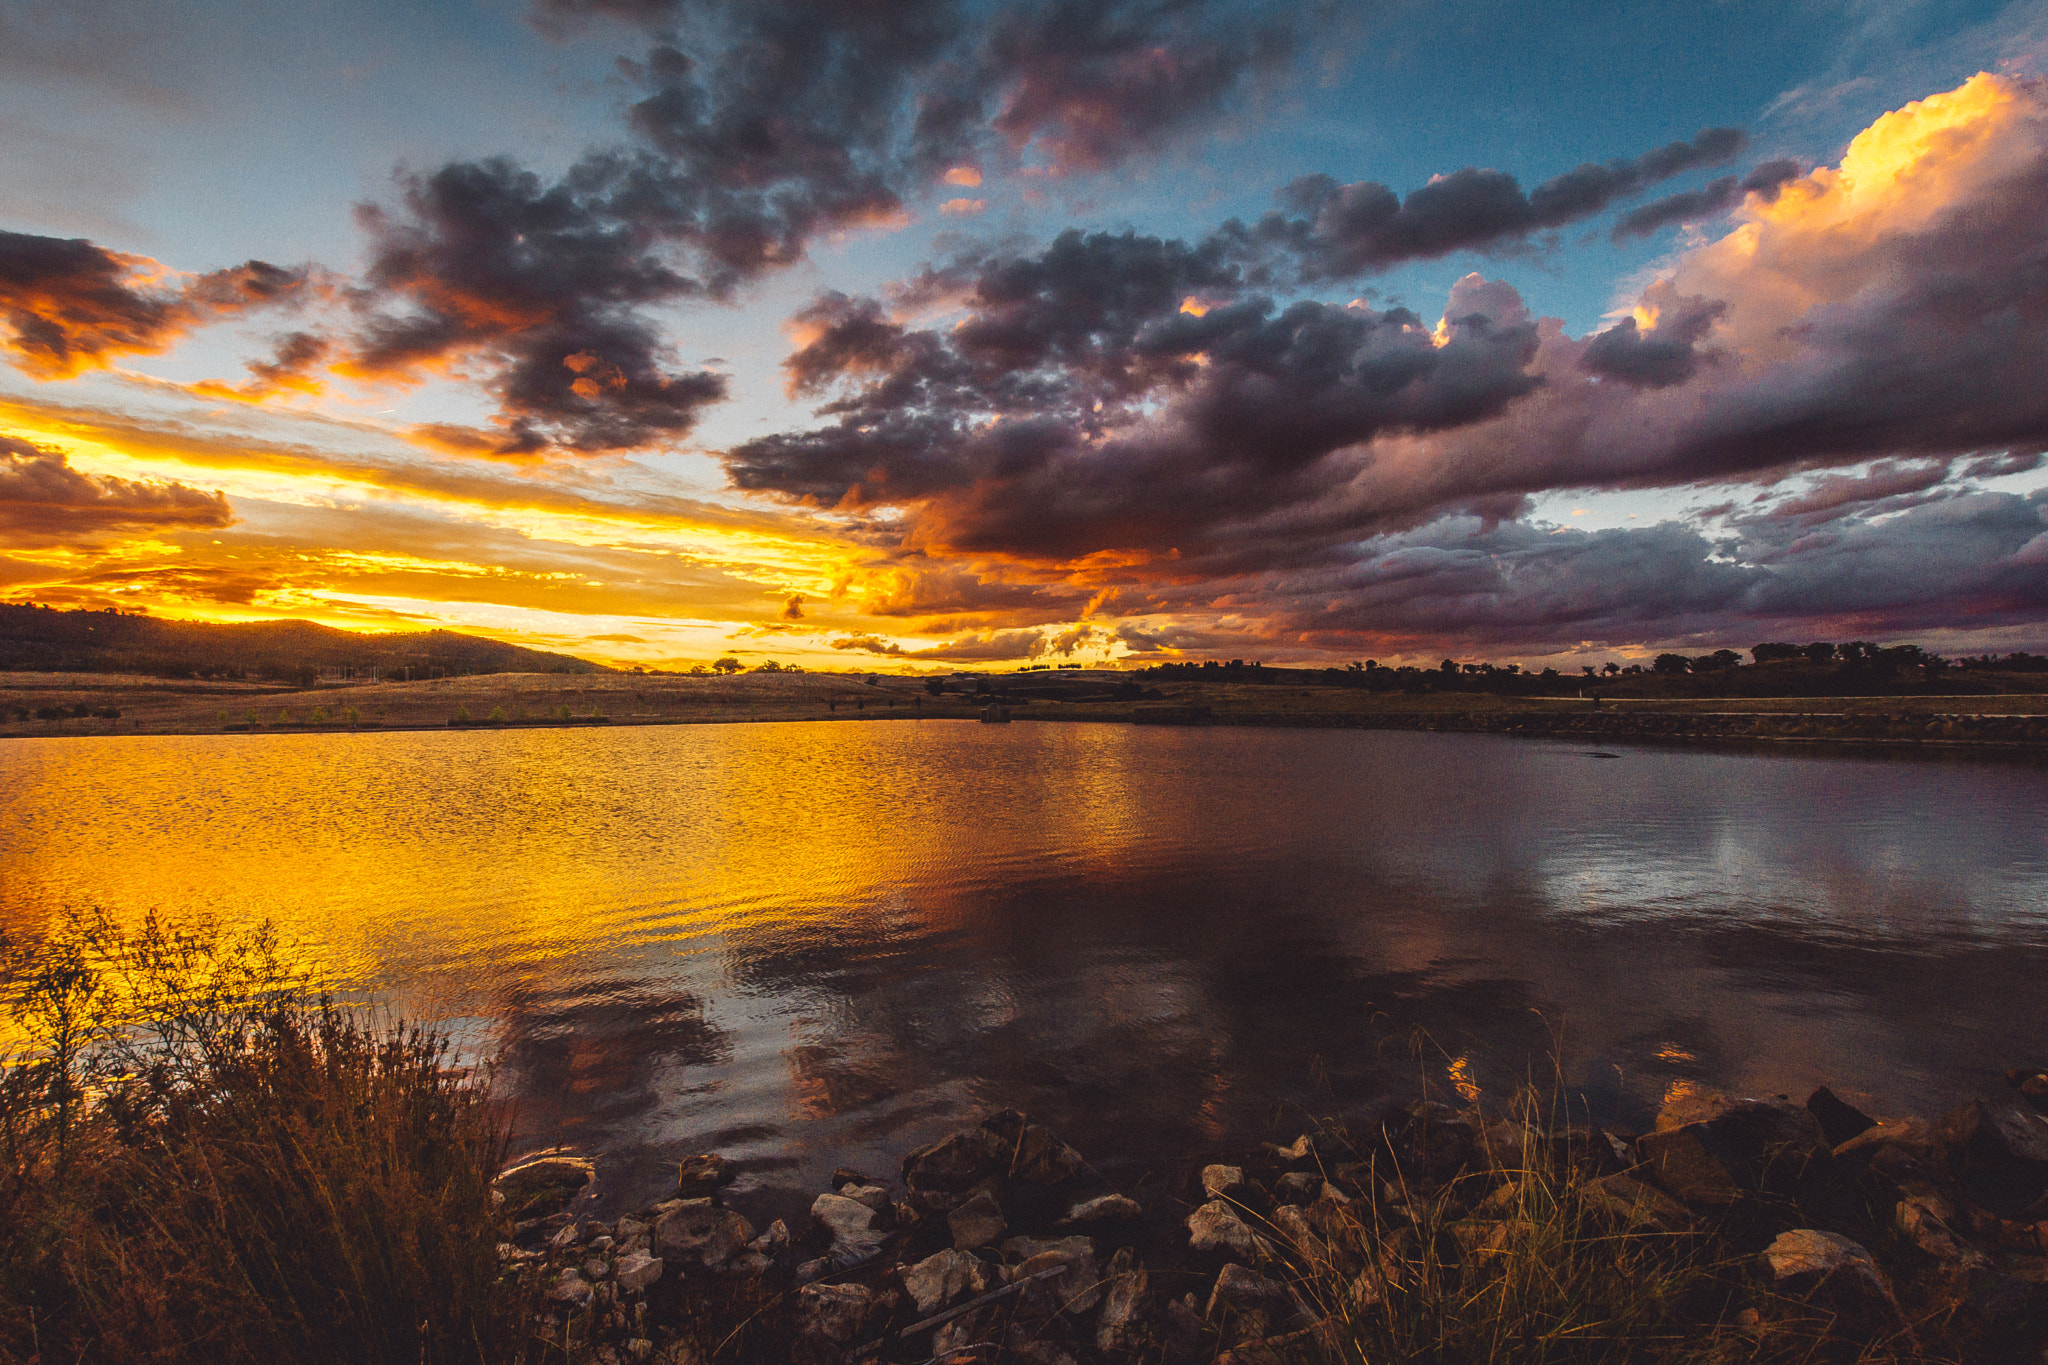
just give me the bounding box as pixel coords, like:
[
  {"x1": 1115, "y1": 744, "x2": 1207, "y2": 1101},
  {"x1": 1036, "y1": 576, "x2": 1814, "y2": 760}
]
[
  {"x1": 1610, "y1": 159, "x2": 1803, "y2": 240},
  {"x1": 1579, "y1": 285, "x2": 1724, "y2": 387},
  {"x1": 342, "y1": 0, "x2": 1304, "y2": 457},
  {"x1": 0, "y1": 230, "x2": 307, "y2": 379},
  {"x1": 1756, "y1": 459, "x2": 1953, "y2": 525},
  {"x1": 1230, "y1": 127, "x2": 1746, "y2": 280},
  {"x1": 0, "y1": 435, "x2": 233, "y2": 547}
]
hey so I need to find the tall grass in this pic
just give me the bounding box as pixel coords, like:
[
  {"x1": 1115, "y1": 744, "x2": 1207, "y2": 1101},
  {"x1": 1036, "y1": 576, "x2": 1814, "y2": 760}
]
[
  {"x1": 0, "y1": 910, "x2": 517, "y2": 1365},
  {"x1": 1262, "y1": 1095, "x2": 1946, "y2": 1365}
]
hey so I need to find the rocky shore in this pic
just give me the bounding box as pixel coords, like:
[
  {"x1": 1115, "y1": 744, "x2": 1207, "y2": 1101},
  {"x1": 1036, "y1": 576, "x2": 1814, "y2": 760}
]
[{"x1": 488, "y1": 1070, "x2": 2048, "y2": 1364}]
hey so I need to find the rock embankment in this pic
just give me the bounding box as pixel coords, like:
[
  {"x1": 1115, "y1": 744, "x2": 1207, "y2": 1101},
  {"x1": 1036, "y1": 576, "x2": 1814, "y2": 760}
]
[{"x1": 493, "y1": 1070, "x2": 2048, "y2": 1363}]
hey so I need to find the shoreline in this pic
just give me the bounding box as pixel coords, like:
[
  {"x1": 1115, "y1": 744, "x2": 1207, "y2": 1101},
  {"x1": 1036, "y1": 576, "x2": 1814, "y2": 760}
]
[
  {"x1": 6, "y1": 703, "x2": 2048, "y2": 758},
  {"x1": 498, "y1": 1074, "x2": 2048, "y2": 1363}
]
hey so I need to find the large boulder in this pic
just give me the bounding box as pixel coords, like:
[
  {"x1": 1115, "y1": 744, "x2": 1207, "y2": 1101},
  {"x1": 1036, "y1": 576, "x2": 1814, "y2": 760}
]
[
  {"x1": 1805, "y1": 1087, "x2": 1877, "y2": 1148},
  {"x1": 653, "y1": 1198, "x2": 754, "y2": 1269},
  {"x1": 1758, "y1": 1230, "x2": 1904, "y2": 1334},
  {"x1": 1637, "y1": 1098, "x2": 1828, "y2": 1206},
  {"x1": 901, "y1": 1127, "x2": 1007, "y2": 1212}
]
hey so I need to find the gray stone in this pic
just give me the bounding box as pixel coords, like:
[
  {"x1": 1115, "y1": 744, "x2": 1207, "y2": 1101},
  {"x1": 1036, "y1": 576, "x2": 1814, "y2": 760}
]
[
  {"x1": 794, "y1": 1282, "x2": 871, "y2": 1352},
  {"x1": 840, "y1": 1184, "x2": 892, "y2": 1216},
  {"x1": 1203, "y1": 1164, "x2": 1246, "y2": 1201},
  {"x1": 1205, "y1": 1263, "x2": 1293, "y2": 1321},
  {"x1": 978, "y1": 1110, "x2": 1087, "y2": 1185},
  {"x1": 1894, "y1": 1188, "x2": 1987, "y2": 1268},
  {"x1": 1273, "y1": 1172, "x2": 1321, "y2": 1206},
  {"x1": 1010, "y1": 1236, "x2": 1101, "y2": 1315},
  {"x1": 549, "y1": 1269, "x2": 593, "y2": 1305},
  {"x1": 615, "y1": 1251, "x2": 664, "y2": 1294},
  {"x1": 1759, "y1": 1229, "x2": 1904, "y2": 1328},
  {"x1": 654, "y1": 1198, "x2": 754, "y2": 1269},
  {"x1": 584, "y1": 1256, "x2": 610, "y2": 1281},
  {"x1": 901, "y1": 1127, "x2": 1007, "y2": 1208},
  {"x1": 810, "y1": 1192, "x2": 882, "y2": 1247},
  {"x1": 1268, "y1": 1205, "x2": 1329, "y2": 1264},
  {"x1": 1062, "y1": 1193, "x2": 1142, "y2": 1224},
  {"x1": 1582, "y1": 1172, "x2": 1696, "y2": 1234},
  {"x1": 749, "y1": 1219, "x2": 789, "y2": 1256},
  {"x1": 1188, "y1": 1199, "x2": 1266, "y2": 1261},
  {"x1": 1097, "y1": 1259, "x2": 1150, "y2": 1352},
  {"x1": 948, "y1": 1188, "x2": 1007, "y2": 1250},
  {"x1": 1263, "y1": 1135, "x2": 1316, "y2": 1165},
  {"x1": 902, "y1": 1248, "x2": 991, "y2": 1315}
]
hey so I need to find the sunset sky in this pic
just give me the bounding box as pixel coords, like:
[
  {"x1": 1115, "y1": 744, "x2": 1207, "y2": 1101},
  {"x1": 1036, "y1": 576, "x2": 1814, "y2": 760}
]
[{"x1": 4, "y1": 0, "x2": 2047, "y2": 671}]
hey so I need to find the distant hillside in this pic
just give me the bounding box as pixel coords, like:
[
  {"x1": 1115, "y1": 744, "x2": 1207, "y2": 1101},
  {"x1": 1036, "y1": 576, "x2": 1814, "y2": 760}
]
[{"x1": 0, "y1": 604, "x2": 607, "y2": 683}]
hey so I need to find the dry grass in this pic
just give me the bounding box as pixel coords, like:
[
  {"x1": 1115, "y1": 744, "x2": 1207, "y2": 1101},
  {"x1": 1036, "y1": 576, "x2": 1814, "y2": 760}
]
[{"x1": 0, "y1": 911, "x2": 518, "y2": 1365}]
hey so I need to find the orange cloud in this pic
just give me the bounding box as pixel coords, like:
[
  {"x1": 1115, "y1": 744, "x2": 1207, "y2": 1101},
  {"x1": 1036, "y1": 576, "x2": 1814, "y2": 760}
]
[
  {"x1": 942, "y1": 166, "x2": 983, "y2": 187},
  {"x1": 940, "y1": 198, "x2": 988, "y2": 216}
]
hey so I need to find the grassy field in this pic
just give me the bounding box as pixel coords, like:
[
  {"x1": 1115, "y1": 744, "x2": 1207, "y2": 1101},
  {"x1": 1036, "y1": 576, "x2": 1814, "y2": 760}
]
[{"x1": 3, "y1": 669, "x2": 2046, "y2": 741}]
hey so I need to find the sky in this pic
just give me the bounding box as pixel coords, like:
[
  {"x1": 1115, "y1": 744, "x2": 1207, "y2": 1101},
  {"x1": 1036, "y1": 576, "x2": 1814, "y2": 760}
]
[{"x1": 3, "y1": 0, "x2": 2048, "y2": 672}]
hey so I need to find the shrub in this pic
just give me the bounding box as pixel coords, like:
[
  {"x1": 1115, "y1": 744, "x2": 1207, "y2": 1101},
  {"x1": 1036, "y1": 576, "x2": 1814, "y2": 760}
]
[{"x1": 0, "y1": 911, "x2": 516, "y2": 1365}]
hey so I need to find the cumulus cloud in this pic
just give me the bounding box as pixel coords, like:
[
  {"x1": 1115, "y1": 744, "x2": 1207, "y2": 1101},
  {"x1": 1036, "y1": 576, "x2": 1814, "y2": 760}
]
[
  {"x1": 0, "y1": 230, "x2": 307, "y2": 379},
  {"x1": 0, "y1": 435, "x2": 233, "y2": 546},
  {"x1": 1227, "y1": 127, "x2": 1746, "y2": 280}
]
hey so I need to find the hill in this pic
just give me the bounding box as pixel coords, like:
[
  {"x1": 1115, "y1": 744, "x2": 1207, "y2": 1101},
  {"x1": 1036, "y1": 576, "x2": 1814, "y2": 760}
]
[{"x1": 0, "y1": 604, "x2": 607, "y2": 683}]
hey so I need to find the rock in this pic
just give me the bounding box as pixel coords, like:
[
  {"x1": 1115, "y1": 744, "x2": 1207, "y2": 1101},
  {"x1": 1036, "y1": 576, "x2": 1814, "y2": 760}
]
[
  {"x1": 1833, "y1": 1116, "x2": 1941, "y2": 1162},
  {"x1": 1758, "y1": 1230, "x2": 1903, "y2": 1330},
  {"x1": 1934, "y1": 1098, "x2": 2048, "y2": 1215},
  {"x1": 1272, "y1": 1172, "x2": 1321, "y2": 1206},
  {"x1": 2007, "y1": 1068, "x2": 2048, "y2": 1114},
  {"x1": 584, "y1": 1256, "x2": 610, "y2": 1281},
  {"x1": 614, "y1": 1251, "x2": 664, "y2": 1294},
  {"x1": 1062, "y1": 1193, "x2": 1143, "y2": 1225},
  {"x1": 1894, "y1": 1187, "x2": 1988, "y2": 1268},
  {"x1": 947, "y1": 1188, "x2": 1008, "y2": 1250},
  {"x1": 794, "y1": 1282, "x2": 871, "y2": 1358},
  {"x1": 549, "y1": 1269, "x2": 593, "y2": 1305},
  {"x1": 1188, "y1": 1199, "x2": 1267, "y2": 1262},
  {"x1": 832, "y1": 1166, "x2": 872, "y2": 1190},
  {"x1": 839, "y1": 1182, "x2": 891, "y2": 1212},
  {"x1": 749, "y1": 1219, "x2": 789, "y2": 1256},
  {"x1": 1096, "y1": 1258, "x2": 1150, "y2": 1352},
  {"x1": 548, "y1": 1220, "x2": 585, "y2": 1252},
  {"x1": 901, "y1": 1127, "x2": 1007, "y2": 1210},
  {"x1": 654, "y1": 1198, "x2": 754, "y2": 1269},
  {"x1": 495, "y1": 1154, "x2": 597, "y2": 1221},
  {"x1": 811, "y1": 1192, "x2": 882, "y2": 1245},
  {"x1": 1009, "y1": 1236, "x2": 1101, "y2": 1315},
  {"x1": 1582, "y1": 1172, "x2": 1696, "y2": 1234},
  {"x1": 1263, "y1": 1135, "x2": 1316, "y2": 1165},
  {"x1": 1637, "y1": 1098, "x2": 1828, "y2": 1206},
  {"x1": 1159, "y1": 1294, "x2": 1205, "y2": 1361},
  {"x1": 674, "y1": 1153, "x2": 731, "y2": 1199},
  {"x1": 1268, "y1": 1205, "x2": 1329, "y2": 1264},
  {"x1": 1002, "y1": 1332, "x2": 1079, "y2": 1365},
  {"x1": 979, "y1": 1110, "x2": 1086, "y2": 1185},
  {"x1": 1806, "y1": 1087, "x2": 1877, "y2": 1148},
  {"x1": 902, "y1": 1248, "x2": 992, "y2": 1315},
  {"x1": 721, "y1": 1250, "x2": 772, "y2": 1276},
  {"x1": 622, "y1": 1341, "x2": 654, "y2": 1363},
  {"x1": 1205, "y1": 1263, "x2": 1294, "y2": 1322},
  {"x1": 1202, "y1": 1164, "x2": 1247, "y2": 1201}
]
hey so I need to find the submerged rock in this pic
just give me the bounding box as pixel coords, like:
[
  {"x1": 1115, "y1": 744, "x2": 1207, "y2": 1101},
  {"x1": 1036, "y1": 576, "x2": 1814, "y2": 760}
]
[{"x1": 495, "y1": 1154, "x2": 597, "y2": 1221}]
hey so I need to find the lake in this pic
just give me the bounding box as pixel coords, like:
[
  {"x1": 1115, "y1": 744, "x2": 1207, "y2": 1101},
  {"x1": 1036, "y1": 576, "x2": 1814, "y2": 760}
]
[{"x1": 4, "y1": 720, "x2": 2045, "y2": 1217}]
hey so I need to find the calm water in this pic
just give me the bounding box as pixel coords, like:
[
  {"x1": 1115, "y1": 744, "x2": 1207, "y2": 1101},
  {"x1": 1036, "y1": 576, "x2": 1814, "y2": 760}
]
[{"x1": 4, "y1": 722, "x2": 2046, "y2": 1216}]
